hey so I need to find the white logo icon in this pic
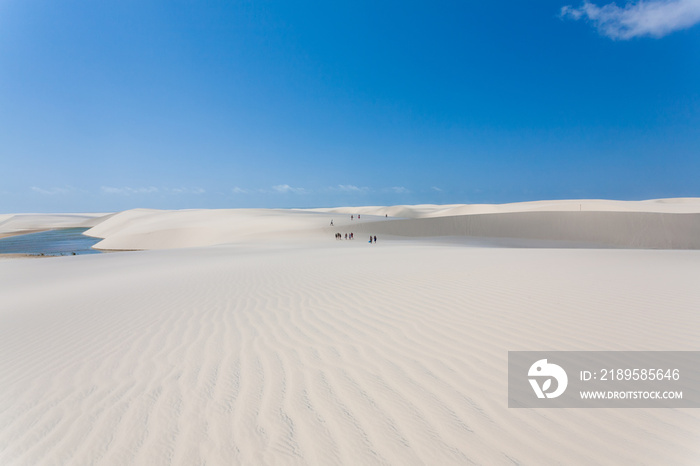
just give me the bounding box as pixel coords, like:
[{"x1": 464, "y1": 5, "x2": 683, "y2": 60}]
[{"x1": 528, "y1": 359, "x2": 568, "y2": 399}]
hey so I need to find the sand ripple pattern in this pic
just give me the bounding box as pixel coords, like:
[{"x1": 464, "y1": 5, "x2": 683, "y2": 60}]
[{"x1": 1, "y1": 244, "x2": 699, "y2": 465}]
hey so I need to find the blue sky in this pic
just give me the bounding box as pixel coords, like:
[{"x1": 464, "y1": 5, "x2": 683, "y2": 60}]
[{"x1": 1, "y1": 0, "x2": 699, "y2": 212}]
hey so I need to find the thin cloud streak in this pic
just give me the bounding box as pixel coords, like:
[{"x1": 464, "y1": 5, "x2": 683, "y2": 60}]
[
  {"x1": 272, "y1": 184, "x2": 307, "y2": 194},
  {"x1": 31, "y1": 186, "x2": 74, "y2": 195},
  {"x1": 335, "y1": 184, "x2": 370, "y2": 193},
  {"x1": 169, "y1": 187, "x2": 205, "y2": 195},
  {"x1": 100, "y1": 186, "x2": 204, "y2": 195},
  {"x1": 101, "y1": 186, "x2": 159, "y2": 195},
  {"x1": 561, "y1": 0, "x2": 700, "y2": 39}
]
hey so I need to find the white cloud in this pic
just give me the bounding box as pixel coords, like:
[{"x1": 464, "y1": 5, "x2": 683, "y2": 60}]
[
  {"x1": 232, "y1": 187, "x2": 248, "y2": 194},
  {"x1": 561, "y1": 0, "x2": 700, "y2": 39},
  {"x1": 431, "y1": 186, "x2": 443, "y2": 192},
  {"x1": 101, "y1": 186, "x2": 159, "y2": 195},
  {"x1": 100, "y1": 186, "x2": 204, "y2": 195},
  {"x1": 390, "y1": 186, "x2": 410, "y2": 194},
  {"x1": 336, "y1": 184, "x2": 370, "y2": 193},
  {"x1": 168, "y1": 187, "x2": 205, "y2": 195},
  {"x1": 31, "y1": 186, "x2": 74, "y2": 195},
  {"x1": 272, "y1": 184, "x2": 307, "y2": 194}
]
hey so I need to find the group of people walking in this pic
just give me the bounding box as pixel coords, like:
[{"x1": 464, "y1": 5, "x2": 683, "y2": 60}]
[
  {"x1": 331, "y1": 216, "x2": 376, "y2": 244},
  {"x1": 334, "y1": 232, "x2": 377, "y2": 243}
]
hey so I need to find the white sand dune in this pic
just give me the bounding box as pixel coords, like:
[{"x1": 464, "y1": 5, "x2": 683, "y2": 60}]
[
  {"x1": 84, "y1": 208, "x2": 336, "y2": 250},
  {"x1": 349, "y1": 211, "x2": 700, "y2": 249},
  {"x1": 1, "y1": 199, "x2": 699, "y2": 464},
  {"x1": 1, "y1": 242, "x2": 699, "y2": 465},
  {"x1": 0, "y1": 213, "x2": 112, "y2": 237},
  {"x1": 80, "y1": 198, "x2": 700, "y2": 251},
  {"x1": 309, "y1": 198, "x2": 700, "y2": 218}
]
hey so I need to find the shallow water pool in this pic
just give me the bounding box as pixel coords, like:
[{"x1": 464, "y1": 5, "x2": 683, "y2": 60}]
[{"x1": 0, "y1": 228, "x2": 101, "y2": 255}]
